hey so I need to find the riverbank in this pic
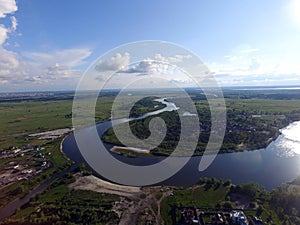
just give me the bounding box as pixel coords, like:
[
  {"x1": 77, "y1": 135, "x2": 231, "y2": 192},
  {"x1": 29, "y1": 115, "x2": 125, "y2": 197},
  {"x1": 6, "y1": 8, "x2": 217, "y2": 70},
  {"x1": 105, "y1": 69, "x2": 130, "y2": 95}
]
[
  {"x1": 111, "y1": 146, "x2": 150, "y2": 155},
  {"x1": 69, "y1": 174, "x2": 142, "y2": 198}
]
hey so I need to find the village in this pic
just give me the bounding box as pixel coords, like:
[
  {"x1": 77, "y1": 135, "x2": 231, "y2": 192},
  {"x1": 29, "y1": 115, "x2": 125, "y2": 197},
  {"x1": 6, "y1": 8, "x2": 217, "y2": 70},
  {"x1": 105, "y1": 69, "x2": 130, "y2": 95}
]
[
  {"x1": 0, "y1": 127, "x2": 74, "y2": 189},
  {"x1": 177, "y1": 207, "x2": 264, "y2": 225},
  {"x1": 0, "y1": 145, "x2": 51, "y2": 189}
]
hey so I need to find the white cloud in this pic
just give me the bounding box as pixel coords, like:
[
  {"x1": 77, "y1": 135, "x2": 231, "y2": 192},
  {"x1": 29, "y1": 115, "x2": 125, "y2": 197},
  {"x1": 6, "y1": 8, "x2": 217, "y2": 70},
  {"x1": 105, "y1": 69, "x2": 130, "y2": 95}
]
[
  {"x1": 206, "y1": 43, "x2": 300, "y2": 86},
  {"x1": 122, "y1": 60, "x2": 171, "y2": 75},
  {"x1": 154, "y1": 53, "x2": 192, "y2": 64},
  {"x1": 94, "y1": 57, "x2": 177, "y2": 89},
  {"x1": 0, "y1": 47, "x2": 19, "y2": 75},
  {"x1": 46, "y1": 64, "x2": 72, "y2": 78},
  {"x1": 169, "y1": 78, "x2": 193, "y2": 86},
  {"x1": 0, "y1": 0, "x2": 20, "y2": 84},
  {"x1": 91, "y1": 53, "x2": 195, "y2": 89},
  {"x1": 23, "y1": 49, "x2": 92, "y2": 82},
  {"x1": 0, "y1": 0, "x2": 18, "y2": 18},
  {"x1": 10, "y1": 16, "x2": 17, "y2": 32},
  {"x1": 225, "y1": 55, "x2": 239, "y2": 61},
  {"x1": 45, "y1": 63, "x2": 84, "y2": 80},
  {"x1": 0, "y1": 17, "x2": 92, "y2": 88},
  {"x1": 0, "y1": 25, "x2": 9, "y2": 45},
  {"x1": 209, "y1": 46, "x2": 266, "y2": 78},
  {"x1": 240, "y1": 48, "x2": 260, "y2": 53},
  {"x1": 94, "y1": 52, "x2": 191, "y2": 75},
  {"x1": 0, "y1": 12, "x2": 17, "y2": 46},
  {"x1": 119, "y1": 53, "x2": 192, "y2": 75},
  {"x1": 0, "y1": 16, "x2": 18, "y2": 49},
  {"x1": 0, "y1": 20, "x2": 20, "y2": 81},
  {"x1": 24, "y1": 48, "x2": 92, "y2": 68},
  {"x1": 24, "y1": 76, "x2": 41, "y2": 82},
  {"x1": 0, "y1": 47, "x2": 92, "y2": 86},
  {"x1": 209, "y1": 57, "x2": 268, "y2": 78},
  {"x1": 95, "y1": 52, "x2": 130, "y2": 72},
  {"x1": 86, "y1": 51, "x2": 197, "y2": 92}
]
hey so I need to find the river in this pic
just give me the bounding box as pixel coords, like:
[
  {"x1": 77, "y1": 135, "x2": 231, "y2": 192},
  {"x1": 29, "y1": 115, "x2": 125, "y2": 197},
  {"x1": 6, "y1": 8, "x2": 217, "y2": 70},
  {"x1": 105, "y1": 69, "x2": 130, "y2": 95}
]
[{"x1": 63, "y1": 98, "x2": 300, "y2": 190}]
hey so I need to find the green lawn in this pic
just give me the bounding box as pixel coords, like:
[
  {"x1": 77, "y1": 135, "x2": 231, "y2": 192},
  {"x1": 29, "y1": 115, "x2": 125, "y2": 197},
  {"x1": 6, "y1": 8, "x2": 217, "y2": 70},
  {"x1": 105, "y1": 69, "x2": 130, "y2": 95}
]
[
  {"x1": 161, "y1": 183, "x2": 230, "y2": 224},
  {"x1": 0, "y1": 97, "x2": 115, "y2": 149}
]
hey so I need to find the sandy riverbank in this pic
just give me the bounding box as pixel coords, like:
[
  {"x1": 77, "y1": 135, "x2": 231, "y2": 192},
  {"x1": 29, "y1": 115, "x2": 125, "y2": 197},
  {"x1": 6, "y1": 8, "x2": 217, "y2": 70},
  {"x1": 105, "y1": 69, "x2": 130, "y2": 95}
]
[
  {"x1": 111, "y1": 146, "x2": 150, "y2": 154},
  {"x1": 69, "y1": 175, "x2": 141, "y2": 198}
]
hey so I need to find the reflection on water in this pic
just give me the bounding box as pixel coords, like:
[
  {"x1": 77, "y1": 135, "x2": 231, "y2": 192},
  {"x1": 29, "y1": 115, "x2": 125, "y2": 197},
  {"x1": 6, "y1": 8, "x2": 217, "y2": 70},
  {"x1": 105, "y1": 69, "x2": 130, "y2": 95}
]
[{"x1": 274, "y1": 121, "x2": 300, "y2": 157}]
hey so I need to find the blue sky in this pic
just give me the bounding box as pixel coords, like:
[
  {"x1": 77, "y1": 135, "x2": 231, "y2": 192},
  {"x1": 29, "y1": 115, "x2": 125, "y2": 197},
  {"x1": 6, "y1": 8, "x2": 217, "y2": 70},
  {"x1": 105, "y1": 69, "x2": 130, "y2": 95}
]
[{"x1": 1, "y1": 0, "x2": 300, "y2": 92}]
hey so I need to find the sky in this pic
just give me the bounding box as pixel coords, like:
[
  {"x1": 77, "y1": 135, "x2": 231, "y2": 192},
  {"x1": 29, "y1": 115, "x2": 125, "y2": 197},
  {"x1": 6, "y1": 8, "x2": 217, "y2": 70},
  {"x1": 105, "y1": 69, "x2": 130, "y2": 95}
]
[{"x1": 1, "y1": 0, "x2": 300, "y2": 92}]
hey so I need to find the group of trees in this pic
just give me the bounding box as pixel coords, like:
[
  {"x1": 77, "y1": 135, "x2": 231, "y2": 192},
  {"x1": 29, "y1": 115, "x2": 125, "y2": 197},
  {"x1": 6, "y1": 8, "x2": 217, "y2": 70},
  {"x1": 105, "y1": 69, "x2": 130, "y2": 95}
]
[
  {"x1": 230, "y1": 182, "x2": 261, "y2": 199},
  {"x1": 129, "y1": 96, "x2": 165, "y2": 118},
  {"x1": 270, "y1": 179, "x2": 300, "y2": 224}
]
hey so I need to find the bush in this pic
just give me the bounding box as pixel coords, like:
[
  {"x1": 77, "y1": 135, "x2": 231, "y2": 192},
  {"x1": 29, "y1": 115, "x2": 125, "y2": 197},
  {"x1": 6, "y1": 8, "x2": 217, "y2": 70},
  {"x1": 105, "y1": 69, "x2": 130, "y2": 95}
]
[
  {"x1": 223, "y1": 201, "x2": 233, "y2": 209},
  {"x1": 224, "y1": 180, "x2": 232, "y2": 187},
  {"x1": 140, "y1": 193, "x2": 146, "y2": 199},
  {"x1": 249, "y1": 201, "x2": 257, "y2": 208}
]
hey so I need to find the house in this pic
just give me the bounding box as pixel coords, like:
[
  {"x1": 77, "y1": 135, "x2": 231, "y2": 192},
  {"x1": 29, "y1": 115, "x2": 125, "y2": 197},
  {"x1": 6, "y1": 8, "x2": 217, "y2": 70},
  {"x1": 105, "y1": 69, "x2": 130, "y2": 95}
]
[
  {"x1": 34, "y1": 145, "x2": 41, "y2": 151},
  {"x1": 34, "y1": 152, "x2": 43, "y2": 158},
  {"x1": 217, "y1": 213, "x2": 224, "y2": 223},
  {"x1": 21, "y1": 169, "x2": 33, "y2": 175},
  {"x1": 13, "y1": 149, "x2": 21, "y2": 154},
  {"x1": 183, "y1": 208, "x2": 198, "y2": 224},
  {"x1": 13, "y1": 165, "x2": 19, "y2": 170},
  {"x1": 250, "y1": 216, "x2": 264, "y2": 225},
  {"x1": 230, "y1": 210, "x2": 249, "y2": 225}
]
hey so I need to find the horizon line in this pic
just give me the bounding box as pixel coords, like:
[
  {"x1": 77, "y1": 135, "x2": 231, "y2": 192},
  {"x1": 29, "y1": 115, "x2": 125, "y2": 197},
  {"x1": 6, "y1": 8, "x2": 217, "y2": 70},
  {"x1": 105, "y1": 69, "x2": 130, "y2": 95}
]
[{"x1": 1, "y1": 84, "x2": 300, "y2": 94}]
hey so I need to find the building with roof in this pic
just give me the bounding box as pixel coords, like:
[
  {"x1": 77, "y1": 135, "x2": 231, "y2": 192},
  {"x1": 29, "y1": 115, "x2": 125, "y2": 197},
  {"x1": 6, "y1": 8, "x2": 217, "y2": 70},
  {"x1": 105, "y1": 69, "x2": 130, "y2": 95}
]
[{"x1": 230, "y1": 210, "x2": 249, "y2": 225}]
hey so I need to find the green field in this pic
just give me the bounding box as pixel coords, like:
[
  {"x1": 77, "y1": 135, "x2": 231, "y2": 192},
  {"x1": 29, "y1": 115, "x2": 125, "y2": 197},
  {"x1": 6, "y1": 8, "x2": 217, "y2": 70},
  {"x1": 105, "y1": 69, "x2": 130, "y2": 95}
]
[{"x1": 0, "y1": 96, "x2": 116, "y2": 149}]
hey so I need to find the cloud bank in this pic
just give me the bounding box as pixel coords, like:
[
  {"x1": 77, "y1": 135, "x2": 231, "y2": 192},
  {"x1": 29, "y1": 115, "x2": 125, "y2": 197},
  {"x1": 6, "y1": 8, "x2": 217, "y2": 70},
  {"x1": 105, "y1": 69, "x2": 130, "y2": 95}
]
[
  {"x1": 0, "y1": 0, "x2": 92, "y2": 91},
  {"x1": 209, "y1": 45, "x2": 300, "y2": 86},
  {"x1": 92, "y1": 52, "x2": 196, "y2": 89}
]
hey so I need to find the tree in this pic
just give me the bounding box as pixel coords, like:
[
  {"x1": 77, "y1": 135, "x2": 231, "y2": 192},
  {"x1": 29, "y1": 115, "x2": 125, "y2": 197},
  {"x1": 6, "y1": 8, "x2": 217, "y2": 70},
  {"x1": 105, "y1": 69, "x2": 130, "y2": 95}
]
[
  {"x1": 240, "y1": 182, "x2": 259, "y2": 198},
  {"x1": 223, "y1": 201, "x2": 233, "y2": 209},
  {"x1": 256, "y1": 205, "x2": 263, "y2": 217}
]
